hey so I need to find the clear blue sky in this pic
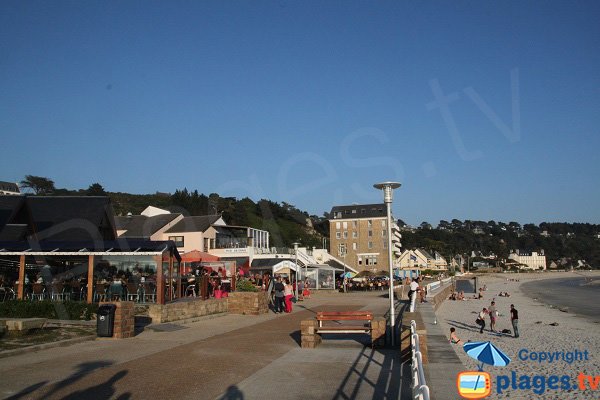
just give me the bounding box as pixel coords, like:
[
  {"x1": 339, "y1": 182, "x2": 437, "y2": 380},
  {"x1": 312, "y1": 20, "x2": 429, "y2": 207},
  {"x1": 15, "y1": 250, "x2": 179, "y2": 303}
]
[{"x1": 2, "y1": 1, "x2": 599, "y2": 225}]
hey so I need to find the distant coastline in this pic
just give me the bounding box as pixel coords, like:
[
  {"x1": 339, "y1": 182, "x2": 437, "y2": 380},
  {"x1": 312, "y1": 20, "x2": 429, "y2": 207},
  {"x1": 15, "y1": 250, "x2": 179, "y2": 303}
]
[{"x1": 521, "y1": 275, "x2": 600, "y2": 323}]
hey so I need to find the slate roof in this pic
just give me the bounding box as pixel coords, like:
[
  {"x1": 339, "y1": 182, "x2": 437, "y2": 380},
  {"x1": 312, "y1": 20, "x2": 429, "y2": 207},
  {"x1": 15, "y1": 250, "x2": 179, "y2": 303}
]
[
  {"x1": 115, "y1": 214, "x2": 181, "y2": 238},
  {"x1": 0, "y1": 196, "x2": 117, "y2": 241},
  {"x1": 165, "y1": 215, "x2": 221, "y2": 233},
  {"x1": 0, "y1": 181, "x2": 20, "y2": 193},
  {"x1": 330, "y1": 203, "x2": 387, "y2": 219}
]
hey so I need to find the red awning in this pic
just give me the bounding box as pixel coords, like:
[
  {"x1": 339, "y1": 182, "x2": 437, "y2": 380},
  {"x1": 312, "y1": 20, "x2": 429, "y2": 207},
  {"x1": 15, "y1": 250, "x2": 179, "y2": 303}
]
[{"x1": 181, "y1": 250, "x2": 220, "y2": 263}]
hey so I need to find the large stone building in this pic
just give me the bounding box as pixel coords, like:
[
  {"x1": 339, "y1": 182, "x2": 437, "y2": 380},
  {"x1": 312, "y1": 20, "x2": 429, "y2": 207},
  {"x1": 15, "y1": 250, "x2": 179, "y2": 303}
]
[
  {"x1": 396, "y1": 248, "x2": 448, "y2": 271},
  {"x1": 328, "y1": 203, "x2": 401, "y2": 273},
  {"x1": 508, "y1": 249, "x2": 547, "y2": 270}
]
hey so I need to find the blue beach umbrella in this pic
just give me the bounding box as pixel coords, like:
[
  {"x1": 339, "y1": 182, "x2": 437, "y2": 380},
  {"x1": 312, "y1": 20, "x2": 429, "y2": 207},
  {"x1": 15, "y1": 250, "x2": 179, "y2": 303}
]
[
  {"x1": 342, "y1": 272, "x2": 355, "y2": 278},
  {"x1": 463, "y1": 341, "x2": 511, "y2": 371}
]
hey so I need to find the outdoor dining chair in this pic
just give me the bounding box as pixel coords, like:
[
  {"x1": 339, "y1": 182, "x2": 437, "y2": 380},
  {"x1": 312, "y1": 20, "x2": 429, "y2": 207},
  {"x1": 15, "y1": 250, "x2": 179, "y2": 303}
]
[{"x1": 31, "y1": 283, "x2": 46, "y2": 301}]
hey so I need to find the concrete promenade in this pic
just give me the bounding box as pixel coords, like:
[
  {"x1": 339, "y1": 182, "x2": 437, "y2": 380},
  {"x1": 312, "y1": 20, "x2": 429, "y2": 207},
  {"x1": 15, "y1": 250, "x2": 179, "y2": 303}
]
[{"x1": 0, "y1": 291, "x2": 413, "y2": 400}]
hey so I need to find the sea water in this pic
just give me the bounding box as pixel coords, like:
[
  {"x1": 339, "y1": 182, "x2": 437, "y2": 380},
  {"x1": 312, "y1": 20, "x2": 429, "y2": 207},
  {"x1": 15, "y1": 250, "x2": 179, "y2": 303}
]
[{"x1": 521, "y1": 276, "x2": 600, "y2": 323}]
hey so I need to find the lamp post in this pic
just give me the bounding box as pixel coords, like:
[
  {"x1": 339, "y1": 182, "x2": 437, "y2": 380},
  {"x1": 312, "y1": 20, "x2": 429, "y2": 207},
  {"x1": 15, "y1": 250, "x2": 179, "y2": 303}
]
[
  {"x1": 292, "y1": 242, "x2": 300, "y2": 297},
  {"x1": 339, "y1": 244, "x2": 347, "y2": 293},
  {"x1": 374, "y1": 181, "x2": 401, "y2": 346}
]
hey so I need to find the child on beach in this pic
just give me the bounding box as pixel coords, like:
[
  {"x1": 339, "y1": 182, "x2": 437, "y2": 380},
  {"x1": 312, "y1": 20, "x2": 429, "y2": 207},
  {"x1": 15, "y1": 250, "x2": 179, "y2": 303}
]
[
  {"x1": 449, "y1": 327, "x2": 463, "y2": 345},
  {"x1": 489, "y1": 301, "x2": 498, "y2": 332}
]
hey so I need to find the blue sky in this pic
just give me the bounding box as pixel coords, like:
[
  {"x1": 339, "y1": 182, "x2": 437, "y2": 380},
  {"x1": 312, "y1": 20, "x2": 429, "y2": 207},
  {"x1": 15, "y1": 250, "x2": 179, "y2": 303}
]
[{"x1": 2, "y1": 1, "x2": 599, "y2": 225}]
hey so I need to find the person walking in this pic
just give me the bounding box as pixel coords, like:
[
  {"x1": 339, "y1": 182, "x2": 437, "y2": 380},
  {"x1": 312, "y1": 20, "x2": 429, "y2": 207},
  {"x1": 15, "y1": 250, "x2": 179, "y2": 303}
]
[
  {"x1": 488, "y1": 301, "x2": 498, "y2": 332},
  {"x1": 273, "y1": 276, "x2": 285, "y2": 314},
  {"x1": 283, "y1": 278, "x2": 294, "y2": 313},
  {"x1": 510, "y1": 304, "x2": 519, "y2": 338},
  {"x1": 477, "y1": 308, "x2": 488, "y2": 334}
]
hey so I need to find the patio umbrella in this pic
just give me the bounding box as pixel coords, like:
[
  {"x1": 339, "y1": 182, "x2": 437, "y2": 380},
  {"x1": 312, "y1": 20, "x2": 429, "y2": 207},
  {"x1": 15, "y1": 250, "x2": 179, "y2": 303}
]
[
  {"x1": 463, "y1": 341, "x2": 511, "y2": 370},
  {"x1": 342, "y1": 271, "x2": 355, "y2": 278},
  {"x1": 181, "y1": 250, "x2": 220, "y2": 263}
]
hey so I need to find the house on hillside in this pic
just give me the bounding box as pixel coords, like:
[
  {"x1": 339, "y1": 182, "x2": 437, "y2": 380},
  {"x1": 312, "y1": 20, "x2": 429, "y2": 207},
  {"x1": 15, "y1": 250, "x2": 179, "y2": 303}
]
[
  {"x1": 0, "y1": 181, "x2": 20, "y2": 196},
  {"x1": 396, "y1": 248, "x2": 448, "y2": 271}
]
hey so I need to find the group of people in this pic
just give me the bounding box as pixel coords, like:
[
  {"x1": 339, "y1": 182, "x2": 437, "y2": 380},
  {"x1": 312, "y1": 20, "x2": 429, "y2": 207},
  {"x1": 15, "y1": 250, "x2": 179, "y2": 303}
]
[
  {"x1": 450, "y1": 299, "x2": 520, "y2": 344},
  {"x1": 271, "y1": 276, "x2": 295, "y2": 314},
  {"x1": 407, "y1": 278, "x2": 427, "y2": 303}
]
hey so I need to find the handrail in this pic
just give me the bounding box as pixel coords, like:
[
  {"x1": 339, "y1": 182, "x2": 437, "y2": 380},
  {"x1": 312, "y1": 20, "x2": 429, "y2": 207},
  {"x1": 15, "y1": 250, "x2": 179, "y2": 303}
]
[{"x1": 410, "y1": 319, "x2": 430, "y2": 400}]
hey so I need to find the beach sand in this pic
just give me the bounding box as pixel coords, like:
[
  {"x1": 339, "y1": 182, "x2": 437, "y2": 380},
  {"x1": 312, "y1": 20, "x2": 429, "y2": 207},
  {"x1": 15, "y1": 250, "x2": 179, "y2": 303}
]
[{"x1": 435, "y1": 271, "x2": 600, "y2": 399}]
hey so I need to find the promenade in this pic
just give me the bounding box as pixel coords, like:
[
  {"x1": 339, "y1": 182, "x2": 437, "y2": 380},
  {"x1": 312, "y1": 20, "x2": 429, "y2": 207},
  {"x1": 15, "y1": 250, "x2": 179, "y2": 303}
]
[{"x1": 0, "y1": 291, "x2": 412, "y2": 400}]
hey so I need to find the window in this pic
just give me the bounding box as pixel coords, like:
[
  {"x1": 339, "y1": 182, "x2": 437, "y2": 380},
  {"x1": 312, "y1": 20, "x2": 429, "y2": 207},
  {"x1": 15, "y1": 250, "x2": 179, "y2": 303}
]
[
  {"x1": 361, "y1": 209, "x2": 366, "y2": 214},
  {"x1": 382, "y1": 220, "x2": 386, "y2": 227},
  {"x1": 336, "y1": 232, "x2": 341, "y2": 239},
  {"x1": 342, "y1": 221, "x2": 348, "y2": 229},
  {"x1": 336, "y1": 212, "x2": 342, "y2": 218},
  {"x1": 368, "y1": 231, "x2": 373, "y2": 237},
  {"x1": 368, "y1": 241, "x2": 373, "y2": 249},
  {"x1": 383, "y1": 241, "x2": 388, "y2": 249},
  {"x1": 368, "y1": 220, "x2": 372, "y2": 227},
  {"x1": 365, "y1": 256, "x2": 377, "y2": 266},
  {"x1": 352, "y1": 220, "x2": 357, "y2": 228},
  {"x1": 382, "y1": 230, "x2": 386, "y2": 237},
  {"x1": 352, "y1": 243, "x2": 357, "y2": 250},
  {"x1": 343, "y1": 231, "x2": 348, "y2": 239},
  {"x1": 352, "y1": 231, "x2": 358, "y2": 238},
  {"x1": 336, "y1": 222, "x2": 340, "y2": 229},
  {"x1": 169, "y1": 236, "x2": 184, "y2": 247},
  {"x1": 352, "y1": 209, "x2": 357, "y2": 214}
]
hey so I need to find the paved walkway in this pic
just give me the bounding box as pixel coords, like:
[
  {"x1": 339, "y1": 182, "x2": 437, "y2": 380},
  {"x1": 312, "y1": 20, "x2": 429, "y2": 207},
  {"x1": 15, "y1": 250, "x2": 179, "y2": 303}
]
[{"x1": 0, "y1": 291, "x2": 412, "y2": 400}]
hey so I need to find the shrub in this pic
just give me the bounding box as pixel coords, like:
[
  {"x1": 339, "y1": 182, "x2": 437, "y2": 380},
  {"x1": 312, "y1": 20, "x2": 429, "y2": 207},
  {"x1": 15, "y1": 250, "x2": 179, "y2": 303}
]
[
  {"x1": 236, "y1": 278, "x2": 259, "y2": 292},
  {"x1": 0, "y1": 301, "x2": 99, "y2": 320}
]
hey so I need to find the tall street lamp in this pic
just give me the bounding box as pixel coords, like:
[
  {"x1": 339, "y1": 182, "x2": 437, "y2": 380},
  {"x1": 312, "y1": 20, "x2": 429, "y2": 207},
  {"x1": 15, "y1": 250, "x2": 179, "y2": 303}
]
[
  {"x1": 339, "y1": 244, "x2": 347, "y2": 293},
  {"x1": 374, "y1": 181, "x2": 401, "y2": 346},
  {"x1": 292, "y1": 242, "x2": 300, "y2": 297}
]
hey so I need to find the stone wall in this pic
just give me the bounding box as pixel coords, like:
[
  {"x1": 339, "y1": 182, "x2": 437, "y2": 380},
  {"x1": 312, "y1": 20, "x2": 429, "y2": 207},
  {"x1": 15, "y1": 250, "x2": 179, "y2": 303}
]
[
  {"x1": 147, "y1": 298, "x2": 228, "y2": 324},
  {"x1": 227, "y1": 291, "x2": 269, "y2": 315},
  {"x1": 429, "y1": 283, "x2": 455, "y2": 312}
]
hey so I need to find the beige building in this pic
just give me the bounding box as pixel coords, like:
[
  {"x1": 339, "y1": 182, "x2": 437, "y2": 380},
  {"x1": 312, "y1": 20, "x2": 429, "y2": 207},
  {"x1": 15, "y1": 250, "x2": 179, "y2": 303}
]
[
  {"x1": 396, "y1": 248, "x2": 448, "y2": 270},
  {"x1": 508, "y1": 249, "x2": 547, "y2": 270},
  {"x1": 329, "y1": 203, "x2": 401, "y2": 274}
]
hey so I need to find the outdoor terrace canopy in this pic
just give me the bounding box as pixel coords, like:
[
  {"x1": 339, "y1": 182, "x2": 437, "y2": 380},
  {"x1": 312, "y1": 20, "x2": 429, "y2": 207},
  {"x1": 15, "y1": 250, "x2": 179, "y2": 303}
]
[{"x1": 0, "y1": 239, "x2": 181, "y2": 304}]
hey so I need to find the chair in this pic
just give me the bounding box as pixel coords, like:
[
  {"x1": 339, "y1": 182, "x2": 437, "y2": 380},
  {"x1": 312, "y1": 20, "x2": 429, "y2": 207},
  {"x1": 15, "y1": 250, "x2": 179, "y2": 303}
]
[
  {"x1": 70, "y1": 281, "x2": 83, "y2": 301},
  {"x1": 51, "y1": 282, "x2": 67, "y2": 301},
  {"x1": 31, "y1": 283, "x2": 46, "y2": 301},
  {"x1": 94, "y1": 283, "x2": 107, "y2": 302},
  {"x1": 126, "y1": 283, "x2": 140, "y2": 302},
  {"x1": 142, "y1": 282, "x2": 156, "y2": 303},
  {"x1": 185, "y1": 282, "x2": 197, "y2": 297}
]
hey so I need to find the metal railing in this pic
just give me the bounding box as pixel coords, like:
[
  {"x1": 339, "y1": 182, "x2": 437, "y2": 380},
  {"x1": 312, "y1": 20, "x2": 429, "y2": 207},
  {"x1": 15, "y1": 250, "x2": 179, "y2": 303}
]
[{"x1": 410, "y1": 320, "x2": 431, "y2": 400}]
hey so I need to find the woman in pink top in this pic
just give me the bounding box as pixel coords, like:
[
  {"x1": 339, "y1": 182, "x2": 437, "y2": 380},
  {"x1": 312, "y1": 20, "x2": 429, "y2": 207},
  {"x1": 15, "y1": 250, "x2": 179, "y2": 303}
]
[{"x1": 283, "y1": 278, "x2": 294, "y2": 313}]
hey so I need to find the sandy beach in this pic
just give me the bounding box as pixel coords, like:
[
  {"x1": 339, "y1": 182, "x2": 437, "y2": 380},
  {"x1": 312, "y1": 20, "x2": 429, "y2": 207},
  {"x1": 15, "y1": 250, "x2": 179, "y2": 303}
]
[{"x1": 435, "y1": 271, "x2": 600, "y2": 399}]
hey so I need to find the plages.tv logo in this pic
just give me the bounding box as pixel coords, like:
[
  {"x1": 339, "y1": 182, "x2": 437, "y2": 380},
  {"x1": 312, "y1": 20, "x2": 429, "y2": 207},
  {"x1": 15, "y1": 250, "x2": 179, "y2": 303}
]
[
  {"x1": 457, "y1": 371, "x2": 492, "y2": 399},
  {"x1": 457, "y1": 341, "x2": 511, "y2": 399}
]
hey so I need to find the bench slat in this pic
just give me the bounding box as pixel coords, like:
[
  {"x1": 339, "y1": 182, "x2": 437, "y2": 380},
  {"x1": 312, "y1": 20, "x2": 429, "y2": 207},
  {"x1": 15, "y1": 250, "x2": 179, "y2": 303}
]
[
  {"x1": 317, "y1": 311, "x2": 372, "y2": 316},
  {"x1": 317, "y1": 316, "x2": 372, "y2": 321}
]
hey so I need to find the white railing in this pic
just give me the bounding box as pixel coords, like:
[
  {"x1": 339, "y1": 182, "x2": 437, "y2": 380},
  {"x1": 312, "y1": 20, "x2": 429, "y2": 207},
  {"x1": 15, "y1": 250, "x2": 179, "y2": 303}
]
[{"x1": 410, "y1": 320, "x2": 431, "y2": 400}]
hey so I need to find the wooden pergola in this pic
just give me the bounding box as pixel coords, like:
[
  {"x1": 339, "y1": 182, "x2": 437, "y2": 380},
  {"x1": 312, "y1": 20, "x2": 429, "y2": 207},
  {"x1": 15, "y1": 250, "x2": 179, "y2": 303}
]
[{"x1": 0, "y1": 240, "x2": 181, "y2": 305}]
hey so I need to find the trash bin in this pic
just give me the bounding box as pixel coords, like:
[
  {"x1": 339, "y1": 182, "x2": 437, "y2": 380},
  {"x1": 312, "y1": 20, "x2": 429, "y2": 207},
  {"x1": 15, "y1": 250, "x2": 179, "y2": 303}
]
[{"x1": 97, "y1": 304, "x2": 117, "y2": 337}]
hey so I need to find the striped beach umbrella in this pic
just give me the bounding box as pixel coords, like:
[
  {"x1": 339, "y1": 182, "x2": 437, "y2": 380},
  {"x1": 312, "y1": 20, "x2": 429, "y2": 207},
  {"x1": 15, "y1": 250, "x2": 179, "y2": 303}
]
[{"x1": 463, "y1": 341, "x2": 511, "y2": 370}]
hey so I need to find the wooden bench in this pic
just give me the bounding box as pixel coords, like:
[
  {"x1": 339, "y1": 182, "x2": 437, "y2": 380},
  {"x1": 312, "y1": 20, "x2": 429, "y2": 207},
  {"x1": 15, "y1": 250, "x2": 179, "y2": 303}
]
[{"x1": 315, "y1": 311, "x2": 373, "y2": 344}]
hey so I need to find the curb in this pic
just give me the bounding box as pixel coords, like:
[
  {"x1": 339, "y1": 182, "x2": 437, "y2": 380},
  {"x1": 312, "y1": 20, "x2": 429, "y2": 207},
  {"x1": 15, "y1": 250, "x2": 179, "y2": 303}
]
[{"x1": 0, "y1": 334, "x2": 96, "y2": 359}]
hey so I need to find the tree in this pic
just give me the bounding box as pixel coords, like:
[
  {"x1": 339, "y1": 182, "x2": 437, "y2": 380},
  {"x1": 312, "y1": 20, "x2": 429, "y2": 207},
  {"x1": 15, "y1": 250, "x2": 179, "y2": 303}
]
[
  {"x1": 86, "y1": 183, "x2": 107, "y2": 196},
  {"x1": 20, "y1": 175, "x2": 55, "y2": 195}
]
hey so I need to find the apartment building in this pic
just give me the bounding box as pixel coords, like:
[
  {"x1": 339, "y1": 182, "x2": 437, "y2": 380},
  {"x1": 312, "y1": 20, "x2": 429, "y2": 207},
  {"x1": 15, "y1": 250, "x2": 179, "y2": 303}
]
[
  {"x1": 508, "y1": 249, "x2": 547, "y2": 270},
  {"x1": 329, "y1": 203, "x2": 401, "y2": 273}
]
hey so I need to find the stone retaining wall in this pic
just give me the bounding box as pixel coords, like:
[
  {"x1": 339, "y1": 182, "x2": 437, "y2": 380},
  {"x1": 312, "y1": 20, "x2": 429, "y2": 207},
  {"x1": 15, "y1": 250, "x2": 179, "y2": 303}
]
[
  {"x1": 147, "y1": 298, "x2": 228, "y2": 324},
  {"x1": 227, "y1": 291, "x2": 269, "y2": 315}
]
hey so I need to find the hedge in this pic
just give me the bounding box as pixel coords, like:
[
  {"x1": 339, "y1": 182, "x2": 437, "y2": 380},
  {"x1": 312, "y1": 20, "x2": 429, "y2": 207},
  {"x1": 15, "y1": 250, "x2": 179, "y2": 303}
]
[{"x1": 0, "y1": 301, "x2": 98, "y2": 320}]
